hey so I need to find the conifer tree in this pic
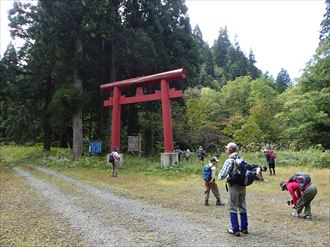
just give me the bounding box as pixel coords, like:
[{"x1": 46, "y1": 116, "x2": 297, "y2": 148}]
[
  {"x1": 275, "y1": 68, "x2": 292, "y2": 93},
  {"x1": 213, "y1": 27, "x2": 231, "y2": 68}
]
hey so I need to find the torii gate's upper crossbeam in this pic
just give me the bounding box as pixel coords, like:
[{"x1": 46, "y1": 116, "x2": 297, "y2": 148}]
[
  {"x1": 100, "y1": 68, "x2": 186, "y2": 153},
  {"x1": 100, "y1": 68, "x2": 186, "y2": 91}
]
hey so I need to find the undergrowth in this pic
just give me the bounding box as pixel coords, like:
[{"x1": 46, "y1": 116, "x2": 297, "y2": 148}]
[{"x1": 1, "y1": 144, "x2": 329, "y2": 178}]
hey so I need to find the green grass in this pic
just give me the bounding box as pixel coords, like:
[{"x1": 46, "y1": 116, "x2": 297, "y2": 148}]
[{"x1": 1, "y1": 144, "x2": 329, "y2": 176}]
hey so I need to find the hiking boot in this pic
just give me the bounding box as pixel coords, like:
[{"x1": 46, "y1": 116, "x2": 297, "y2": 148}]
[
  {"x1": 291, "y1": 210, "x2": 299, "y2": 217},
  {"x1": 216, "y1": 200, "x2": 224, "y2": 206},
  {"x1": 204, "y1": 201, "x2": 209, "y2": 206},
  {"x1": 240, "y1": 229, "x2": 249, "y2": 234},
  {"x1": 304, "y1": 215, "x2": 312, "y2": 220},
  {"x1": 227, "y1": 228, "x2": 240, "y2": 237}
]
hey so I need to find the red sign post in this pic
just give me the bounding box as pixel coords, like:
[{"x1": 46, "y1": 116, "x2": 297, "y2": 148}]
[{"x1": 100, "y1": 68, "x2": 186, "y2": 154}]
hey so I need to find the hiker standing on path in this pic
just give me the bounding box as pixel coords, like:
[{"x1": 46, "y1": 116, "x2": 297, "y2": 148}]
[
  {"x1": 202, "y1": 157, "x2": 224, "y2": 206},
  {"x1": 264, "y1": 148, "x2": 276, "y2": 175},
  {"x1": 218, "y1": 142, "x2": 249, "y2": 237},
  {"x1": 197, "y1": 146, "x2": 206, "y2": 161},
  {"x1": 184, "y1": 149, "x2": 191, "y2": 162},
  {"x1": 280, "y1": 173, "x2": 317, "y2": 219},
  {"x1": 175, "y1": 146, "x2": 183, "y2": 163},
  {"x1": 110, "y1": 146, "x2": 120, "y2": 177}
]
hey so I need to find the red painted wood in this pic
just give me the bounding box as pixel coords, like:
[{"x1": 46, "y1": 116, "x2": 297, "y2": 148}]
[
  {"x1": 100, "y1": 68, "x2": 186, "y2": 92},
  {"x1": 100, "y1": 68, "x2": 186, "y2": 153},
  {"x1": 111, "y1": 87, "x2": 121, "y2": 152},
  {"x1": 161, "y1": 79, "x2": 174, "y2": 152},
  {"x1": 104, "y1": 88, "x2": 183, "y2": 106}
]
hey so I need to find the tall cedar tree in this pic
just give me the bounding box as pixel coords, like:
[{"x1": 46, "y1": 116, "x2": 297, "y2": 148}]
[{"x1": 275, "y1": 68, "x2": 292, "y2": 93}]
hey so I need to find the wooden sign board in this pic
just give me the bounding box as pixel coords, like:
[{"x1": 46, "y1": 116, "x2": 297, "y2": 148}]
[{"x1": 128, "y1": 135, "x2": 141, "y2": 153}]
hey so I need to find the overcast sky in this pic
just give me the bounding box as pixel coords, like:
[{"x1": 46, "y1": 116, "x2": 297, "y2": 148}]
[
  {"x1": 1, "y1": 0, "x2": 326, "y2": 79},
  {"x1": 185, "y1": 0, "x2": 325, "y2": 79}
]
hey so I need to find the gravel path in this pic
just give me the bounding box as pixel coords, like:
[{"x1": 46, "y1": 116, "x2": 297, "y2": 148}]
[
  {"x1": 14, "y1": 166, "x2": 230, "y2": 247},
  {"x1": 14, "y1": 167, "x2": 137, "y2": 246}
]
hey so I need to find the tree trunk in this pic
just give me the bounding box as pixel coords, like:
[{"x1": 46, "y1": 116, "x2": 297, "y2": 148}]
[
  {"x1": 72, "y1": 36, "x2": 83, "y2": 159},
  {"x1": 97, "y1": 39, "x2": 107, "y2": 140},
  {"x1": 106, "y1": 38, "x2": 117, "y2": 153},
  {"x1": 43, "y1": 72, "x2": 52, "y2": 151},
  {"x1": 59, "y1": 127, "x2": 68, "y2": 148}
]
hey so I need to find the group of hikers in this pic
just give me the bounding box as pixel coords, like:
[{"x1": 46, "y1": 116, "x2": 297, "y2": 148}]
[
  {"x1": 202, "y1": 142, "x2": 318, "y2": 237},
  {"x1": 174, "y1": 145, "x2": 208, "y2": 162},
  {"x1": 108, "y1": 142, "x2": 317, "y2": 237}
]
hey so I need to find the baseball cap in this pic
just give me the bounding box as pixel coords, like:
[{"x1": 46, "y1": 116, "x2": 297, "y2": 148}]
[
  {"x1": 210, "y1": 156, "x2": 219, "y2": 162},
  {"x1": 225, "y1": 142, "x2": 238, "y2": 151}
]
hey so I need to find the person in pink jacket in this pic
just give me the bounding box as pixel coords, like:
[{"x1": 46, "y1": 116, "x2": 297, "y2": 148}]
[
  {"x1": 280, "y1": 177, "x2": 317, "y2": 219},
  {"x1": 285, "y1": 181, "x2": 301, "y2": 207}
]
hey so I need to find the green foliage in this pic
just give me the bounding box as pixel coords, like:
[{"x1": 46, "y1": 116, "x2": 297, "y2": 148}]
[
  {"x1": 185, "y1": 94, "x2": 207, "y2": 144},
  {"x1": 247, "y1": 50, "x2": 261, "y2": 79},
  {"x1": 275, "y1": 68, "x2": 292, "y2": 93},
  {"x1": 277, "y1": 149, "x2": 330, "y2": 168},
  {"x1": 2, "y1": 145, "x2": 328, "y2": 183},
  {"x1": 247, "y1": 78, "x2": 279, "y2": 141},
  {"x1": 3, "y1": 105, "x2": 41, "y2": 144},
  {"x1": 216, "y1": 76, "x2": 252, "y2": 117},
  {"x1": 319, "y1": 0, "x2": 330, "y2": 44},
  {"x1": 137, "y1": 104, "x2": 163, "y2": 154},
  {"x1": 49, "y1": 85, "x2": 89, "y2": 130},
  {"x1": 0, "y1": 144, "x2": 42, "y2": 168},
  {"x1": 234, "y1": 118, "x2": 263, "y2": 144},
  {"x1": 213, "y1": 27, "x2": 231, "y2": 68},
  {"x1": 276, "y1": 86, "x2": 329, "y2": 149}
]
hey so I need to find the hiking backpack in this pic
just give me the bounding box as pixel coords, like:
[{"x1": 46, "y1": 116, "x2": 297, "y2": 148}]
[
  {"x1": 109, "y1": 152, "x2": 115, "y2": 163},
  {"x1": 227, "y1": 158, "x2": 254, "y2": 186},
  {"x1": 268, "y1": 150, "x2": 277, "y2": 159},
  {"x1": 288, "y1": 173, "x2": 311, "y2": 190},
  {"x1": 202, "y1": 165, "x2": 212, "y2": 181}
]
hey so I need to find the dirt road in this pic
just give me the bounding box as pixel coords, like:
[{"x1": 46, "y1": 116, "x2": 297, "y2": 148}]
[{"x1": 1, "y1": 165, "x2": 329, "y2": 246}]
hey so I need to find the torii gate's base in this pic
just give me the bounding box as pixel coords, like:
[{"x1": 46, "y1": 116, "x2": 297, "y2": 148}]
[{"x1": 160, "y1": 153, "x2": 179, "y2": 168}]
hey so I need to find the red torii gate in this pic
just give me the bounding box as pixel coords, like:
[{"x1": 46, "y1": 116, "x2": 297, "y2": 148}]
[{"x1": 100, "y1": 68, "x2": 186, "y2": 155}]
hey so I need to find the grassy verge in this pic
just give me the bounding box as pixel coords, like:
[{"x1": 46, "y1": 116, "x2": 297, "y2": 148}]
[
  {"x1": 1, "y1": 144, "x2": 329, "y2": 208},
  {"x1": 0, "y1": 168, "x2": 88, "y2": 247}
]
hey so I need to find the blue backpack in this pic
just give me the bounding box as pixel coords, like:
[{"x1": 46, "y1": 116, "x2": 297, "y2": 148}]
[
  {"x1": 202, "y1": 165, "x2": 212, "y2": 181},
  {"x1": 109, "y1": 152, "x2": 115, "y2": 163},
  {"x1": 227, "y1": 157, "x2": 254, "y2": 186}
]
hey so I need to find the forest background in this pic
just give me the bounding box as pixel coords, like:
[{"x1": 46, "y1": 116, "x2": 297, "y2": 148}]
[{"x1": 0, "y1": 0, "x2": 329, "y2": 159}]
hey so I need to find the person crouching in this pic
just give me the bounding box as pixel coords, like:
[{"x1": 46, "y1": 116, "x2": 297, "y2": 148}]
[{"x1": 280, "y1": 176, "x2": 317, "y2": 219}]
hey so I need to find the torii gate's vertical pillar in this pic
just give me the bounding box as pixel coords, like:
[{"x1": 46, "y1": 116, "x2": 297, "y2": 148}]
[
  {"x1": 160, "y1": 79, "x2": 174, "y2": 153},
  {"x1": 111, "y1": 86, "x2": 121, "y2": 151}
]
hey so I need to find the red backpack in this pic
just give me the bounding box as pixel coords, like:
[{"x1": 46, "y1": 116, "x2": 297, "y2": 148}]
[{"x1": 268, "y1": 150, "x2": 277, "y2": 159}]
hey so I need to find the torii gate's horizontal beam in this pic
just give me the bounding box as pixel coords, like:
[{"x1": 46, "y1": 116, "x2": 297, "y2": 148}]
[
  {"x1": 104, "y1": 88, "x2": 183, "y2": 106},
  {"x1": 100, "y1": 68, "x2": 186, "y2": 92}
]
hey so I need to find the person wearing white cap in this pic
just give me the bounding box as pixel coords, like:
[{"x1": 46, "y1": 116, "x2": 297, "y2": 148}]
[
  {"x1": 218, "y1": 142, "x2": 248, "y2": 237},
  {"x1": 202, "y1": 156, "x2": 224, "y2": 206}
]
